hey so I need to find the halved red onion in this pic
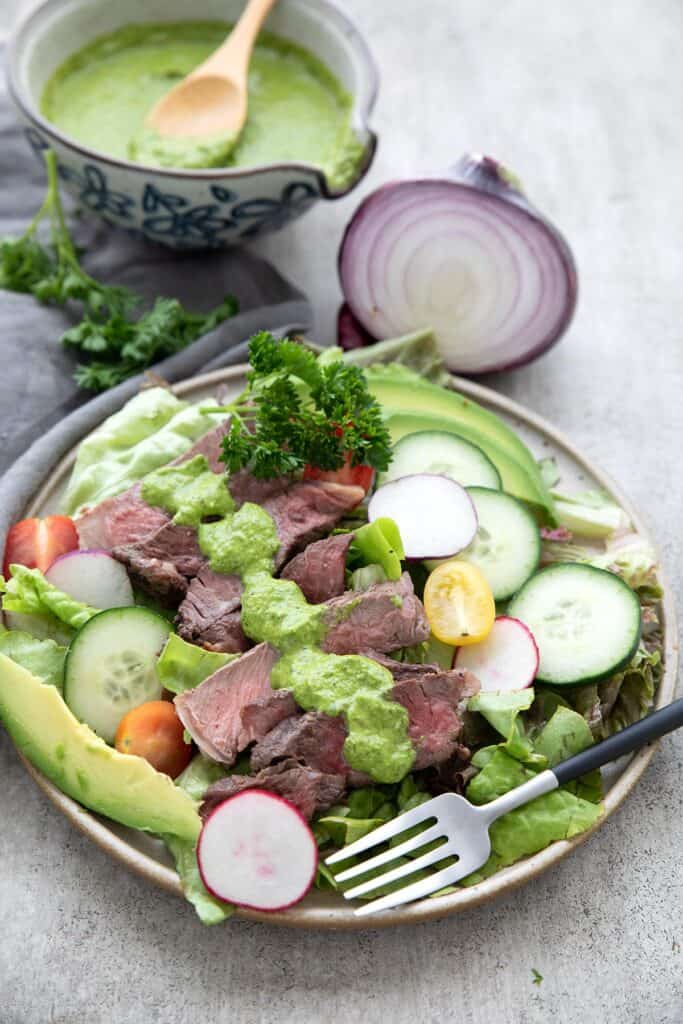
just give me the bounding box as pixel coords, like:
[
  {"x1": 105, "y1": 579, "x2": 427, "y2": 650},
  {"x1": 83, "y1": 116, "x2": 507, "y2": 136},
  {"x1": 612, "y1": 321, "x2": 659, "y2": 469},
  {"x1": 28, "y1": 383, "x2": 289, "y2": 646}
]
[{"x1": 338, "y1": 154, "x2": 578, "y2": 374}]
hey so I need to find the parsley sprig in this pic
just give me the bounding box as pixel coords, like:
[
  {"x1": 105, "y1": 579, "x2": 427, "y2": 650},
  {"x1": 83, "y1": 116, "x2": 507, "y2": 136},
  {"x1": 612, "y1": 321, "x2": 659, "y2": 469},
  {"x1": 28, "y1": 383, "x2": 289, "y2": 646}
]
[
  {"x1": 0, "y1": 150, "x2": 237, "y2": 391},
  {"x1": 215, "y1": 332, "x2": 393, "y2": 479}
]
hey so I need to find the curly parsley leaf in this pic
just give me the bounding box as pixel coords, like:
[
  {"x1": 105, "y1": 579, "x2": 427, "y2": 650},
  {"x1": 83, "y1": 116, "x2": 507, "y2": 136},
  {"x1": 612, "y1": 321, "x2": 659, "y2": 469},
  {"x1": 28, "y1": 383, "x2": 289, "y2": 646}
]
[
  {"x1": 219, "y1": 333, "x2": 393, "y2": 480},
  {"x1": 0, "y1": 150, "x2": 238, "y2": 392}
]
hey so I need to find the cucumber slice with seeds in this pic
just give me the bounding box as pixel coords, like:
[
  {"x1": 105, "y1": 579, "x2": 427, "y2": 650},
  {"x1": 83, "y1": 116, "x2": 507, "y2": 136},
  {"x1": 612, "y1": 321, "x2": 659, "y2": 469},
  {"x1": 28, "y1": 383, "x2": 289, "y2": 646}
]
[
  {"x1": 508, "y1": 563, "x2": 641, "y2": 686},
  {"x1": 425, "y1": 487, "x2": 540, "y2": 600},
  {"x1": 380, "y1": 430, "x2": 501, "y2": 489},
  {"x1": 64, "y1": 608, "x2": 171, "y2": 743}
]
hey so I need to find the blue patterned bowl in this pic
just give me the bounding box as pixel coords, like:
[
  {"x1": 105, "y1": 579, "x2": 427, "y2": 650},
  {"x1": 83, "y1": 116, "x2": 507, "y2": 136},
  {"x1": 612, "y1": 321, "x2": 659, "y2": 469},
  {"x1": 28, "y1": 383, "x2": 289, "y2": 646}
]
[{"x1": 7, "y1": 0, "x2": 378, "y2": 249}]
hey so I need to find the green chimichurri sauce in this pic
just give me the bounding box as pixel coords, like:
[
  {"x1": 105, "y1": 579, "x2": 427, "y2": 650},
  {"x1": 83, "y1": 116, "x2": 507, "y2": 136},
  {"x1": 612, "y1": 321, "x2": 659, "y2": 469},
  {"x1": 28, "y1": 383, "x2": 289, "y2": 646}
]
[
  {"x1": 140, "y1": 466, "x2": 414, "y2": 783},
  {"x1": 40, "y1": 21, "x2": 364, "y2": 188}
]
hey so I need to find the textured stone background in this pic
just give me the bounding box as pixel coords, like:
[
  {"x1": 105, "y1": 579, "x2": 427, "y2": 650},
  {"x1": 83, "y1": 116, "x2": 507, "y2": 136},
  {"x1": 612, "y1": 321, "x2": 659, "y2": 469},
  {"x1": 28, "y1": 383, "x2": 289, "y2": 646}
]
[{"x1": 1, "y1": 2, "x2": 681, "y2": 1022}]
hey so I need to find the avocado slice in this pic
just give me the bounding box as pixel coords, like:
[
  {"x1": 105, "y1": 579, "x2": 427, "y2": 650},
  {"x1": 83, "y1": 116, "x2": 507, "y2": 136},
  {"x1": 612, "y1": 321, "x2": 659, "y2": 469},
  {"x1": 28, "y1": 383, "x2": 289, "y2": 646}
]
[
  {"x1": 365, "y1": 365, "x2": 548, "y2": 487},
  {"x1": 0, "y1": 654, "x2": 200, "y2": 842},
  {"x1": 384, "y1": 410, "x2": 553, "y2": 521}
]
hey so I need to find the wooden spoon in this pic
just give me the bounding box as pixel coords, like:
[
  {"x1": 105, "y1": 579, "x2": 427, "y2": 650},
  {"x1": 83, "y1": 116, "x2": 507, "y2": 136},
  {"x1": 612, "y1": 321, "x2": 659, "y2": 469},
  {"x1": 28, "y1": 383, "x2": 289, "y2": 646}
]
[{"x1": 147, "y1": 0, "x2": 279, "y2": 140}]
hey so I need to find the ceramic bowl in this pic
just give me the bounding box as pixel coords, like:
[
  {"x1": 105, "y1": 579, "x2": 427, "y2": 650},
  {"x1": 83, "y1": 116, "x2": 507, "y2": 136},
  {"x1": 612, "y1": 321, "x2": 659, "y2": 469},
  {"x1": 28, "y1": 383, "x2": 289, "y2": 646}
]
[{"x1": 7, "y1": 0, "x2": 378, "y2": 249}]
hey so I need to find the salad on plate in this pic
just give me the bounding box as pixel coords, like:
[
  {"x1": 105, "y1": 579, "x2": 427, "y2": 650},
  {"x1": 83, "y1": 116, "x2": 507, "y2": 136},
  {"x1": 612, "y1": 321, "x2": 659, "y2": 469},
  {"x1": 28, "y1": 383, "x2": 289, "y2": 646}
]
[{"x1": 0, "y1": 331, "x2": 663, "y2": 923}]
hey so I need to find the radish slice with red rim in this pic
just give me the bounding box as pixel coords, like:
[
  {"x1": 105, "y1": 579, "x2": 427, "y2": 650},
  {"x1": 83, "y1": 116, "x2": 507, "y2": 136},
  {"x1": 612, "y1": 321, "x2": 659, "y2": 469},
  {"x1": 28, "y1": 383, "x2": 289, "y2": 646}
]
[
  {"x1": 368, "y1": 473, "x2": 477, "y2": 559},
  {"x1": 455, "y1": 616, "x2": 539, "y2": 691},
  {"x1": 198, "y1": 790, "x2": 318, "y2": 912},
  {"x1": 45, "y1": 549, "x2": 134, "y2": 609},
  {"x1": 338, "y1": 153, "x2": 577, "y2": 374}
]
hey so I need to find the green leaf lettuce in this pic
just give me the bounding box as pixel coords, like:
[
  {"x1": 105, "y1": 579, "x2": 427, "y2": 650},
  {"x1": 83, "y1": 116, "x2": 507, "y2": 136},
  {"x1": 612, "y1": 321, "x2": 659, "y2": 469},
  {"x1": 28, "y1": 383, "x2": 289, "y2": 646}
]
[{"x1": 157, "y1": 634, "x2": 237, "y2": 695}]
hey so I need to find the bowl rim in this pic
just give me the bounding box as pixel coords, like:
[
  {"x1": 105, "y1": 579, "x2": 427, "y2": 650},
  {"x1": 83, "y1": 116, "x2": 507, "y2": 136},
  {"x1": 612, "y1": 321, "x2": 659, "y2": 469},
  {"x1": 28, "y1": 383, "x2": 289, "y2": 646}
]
[
  {"x1": 6, "y1": 0, "x2": 379, "y2": 200},
  {"x1": 13, "y1": 364, "x2": 680, "y2": 930}
]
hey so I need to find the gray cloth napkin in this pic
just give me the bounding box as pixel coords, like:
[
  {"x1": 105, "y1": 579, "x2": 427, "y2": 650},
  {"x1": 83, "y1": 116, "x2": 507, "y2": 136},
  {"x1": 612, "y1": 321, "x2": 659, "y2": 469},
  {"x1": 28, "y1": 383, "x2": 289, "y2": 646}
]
[{"x1": 0, "y1": 57, "x2": 312, "y2": 543}]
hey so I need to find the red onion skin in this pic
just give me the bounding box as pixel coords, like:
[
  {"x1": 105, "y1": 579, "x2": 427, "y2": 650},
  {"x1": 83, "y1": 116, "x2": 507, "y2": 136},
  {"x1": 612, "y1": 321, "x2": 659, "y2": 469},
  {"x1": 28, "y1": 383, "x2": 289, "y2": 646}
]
[
  {"x1": 337, "y1": 153, "x2": 578, "y2": 374},
  {"x1": 337, "y1": 302, "x2": 377, "y2": 350}
]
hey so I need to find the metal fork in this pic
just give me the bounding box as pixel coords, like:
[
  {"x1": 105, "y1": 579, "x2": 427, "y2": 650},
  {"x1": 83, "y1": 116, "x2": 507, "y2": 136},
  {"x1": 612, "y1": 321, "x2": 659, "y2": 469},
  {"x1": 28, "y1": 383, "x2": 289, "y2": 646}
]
[{"x1": 326, "y1": 697, "x2": 683, "y2": 917}]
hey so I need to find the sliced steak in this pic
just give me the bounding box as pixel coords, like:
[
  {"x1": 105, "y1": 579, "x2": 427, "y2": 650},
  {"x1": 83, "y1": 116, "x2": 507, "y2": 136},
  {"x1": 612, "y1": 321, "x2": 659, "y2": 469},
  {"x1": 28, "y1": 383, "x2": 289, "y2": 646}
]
[
  {"x1": 76, "y1": 483, "x2": 170, "y2": 550},
  {"x1": 251, "y1": 712, "x2": 348, "y2": 775},
  {"x1": 391, "y1": 669, "x2": 480, "y2": 770},
  {"x1": 322, "y1": 572, "x2": 430, "y2": 655},
  {"x1": 280, "y1": 533, "x2": 353, "y2": 603},
  {"x1": 201, "y1": 759, "x2": 346, "y2": 821},
  {"x1": 263, "y1": 480, "x2": 364, "y2": 569},
  {"x1": 113, "y1": 522, "x2": 205, "y2": 605},
  {"x1": 228, "y1": 468, "x2": 291, "y2": 508},
  {"x1": 76, "y1": 420, "x2": 232, "y2": 549},
  {"x1": 176, "y1": 567, "x2": 248, "y2": 653},
  {"x1": 173, "y1": 419, "x2": 232, "y2": 473},
  {"x1": 174, "y1": 643, "x2": 296, "y2": 765}
]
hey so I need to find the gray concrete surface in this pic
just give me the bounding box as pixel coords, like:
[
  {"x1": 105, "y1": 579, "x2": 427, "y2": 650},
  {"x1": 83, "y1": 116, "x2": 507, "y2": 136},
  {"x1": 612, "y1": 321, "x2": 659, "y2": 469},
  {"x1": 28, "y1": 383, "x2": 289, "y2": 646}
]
[{"x1": 1, "y1": 1, "x2": 682, "y2": 1022}]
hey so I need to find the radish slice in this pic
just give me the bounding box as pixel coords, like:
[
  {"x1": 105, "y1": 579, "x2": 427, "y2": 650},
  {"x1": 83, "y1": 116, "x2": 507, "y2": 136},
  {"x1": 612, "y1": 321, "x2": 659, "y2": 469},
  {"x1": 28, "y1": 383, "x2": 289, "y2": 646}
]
[
  {"x1": 197, "y1": 790, "x2": 318, "y2": 911},
  {"x1": 368, "y1": 474, "x2": 477, "y2": 559},
  {"x1": 338, "y1": 153, "x2": 577, "y2": 374},
  {"x1": 45, "y1": 549, "x2": 134, "y2": 609},
  {"x1": 455, "y1": 616, "x2": 539, "y2": 691}
]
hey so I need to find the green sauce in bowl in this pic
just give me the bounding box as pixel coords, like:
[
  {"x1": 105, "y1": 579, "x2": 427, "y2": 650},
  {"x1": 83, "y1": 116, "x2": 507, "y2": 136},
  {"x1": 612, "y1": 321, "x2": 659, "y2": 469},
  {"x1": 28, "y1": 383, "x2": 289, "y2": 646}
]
[{"x1": 41, "y1": 21, "x2": 364, "y2": 188}]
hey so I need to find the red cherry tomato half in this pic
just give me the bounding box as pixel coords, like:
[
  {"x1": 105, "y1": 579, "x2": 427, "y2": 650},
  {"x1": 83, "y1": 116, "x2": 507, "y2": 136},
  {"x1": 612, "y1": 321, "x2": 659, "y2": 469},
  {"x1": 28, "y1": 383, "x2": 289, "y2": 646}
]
[
  {"x1": 3, "y1": 515, "x2": 79, "y2": 577},
  {"x1": 303, "y1": 454, "x2": 374, "y2": 494}
]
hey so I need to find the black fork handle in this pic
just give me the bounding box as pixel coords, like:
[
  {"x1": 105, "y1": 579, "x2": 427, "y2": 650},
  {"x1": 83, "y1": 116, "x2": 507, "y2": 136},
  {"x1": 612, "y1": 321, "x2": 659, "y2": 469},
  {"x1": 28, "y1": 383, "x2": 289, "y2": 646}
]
[{"x1": 553, "y1": 697, "x2": 683, "y2": 786}]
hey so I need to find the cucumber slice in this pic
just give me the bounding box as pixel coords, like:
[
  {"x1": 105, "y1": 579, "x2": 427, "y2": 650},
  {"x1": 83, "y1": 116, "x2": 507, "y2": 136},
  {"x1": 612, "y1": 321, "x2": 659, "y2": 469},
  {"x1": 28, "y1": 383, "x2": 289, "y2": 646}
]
[
  {"x1": 451, "y1": 487, "x2": 541, "y2": 600},
  {"x1": 507, "y1": 563, "x2": 642, "y2": 686},
  {"x1": 64, "y1": 608, "x2": 171, "y2": 742},
  {"x1": 381, "y1": 431, "x2": 501, "y2": 489}
]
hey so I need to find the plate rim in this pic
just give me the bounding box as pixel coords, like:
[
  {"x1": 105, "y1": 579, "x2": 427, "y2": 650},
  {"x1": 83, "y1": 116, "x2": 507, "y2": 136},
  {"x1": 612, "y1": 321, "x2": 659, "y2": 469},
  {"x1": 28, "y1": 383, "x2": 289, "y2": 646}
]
[{"x1": 15, "y1": 365, "x2": 680, "y2": 929}]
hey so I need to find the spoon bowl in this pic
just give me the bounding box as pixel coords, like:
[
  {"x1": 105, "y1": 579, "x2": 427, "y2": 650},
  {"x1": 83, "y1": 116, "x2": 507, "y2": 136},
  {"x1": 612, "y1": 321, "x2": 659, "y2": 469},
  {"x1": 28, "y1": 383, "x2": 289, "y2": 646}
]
[
  {"x1": 149, "y1": 76, "x2": 246, "y2": 139},
  {"x1": 148, "y1": 0, "x2": 277, "y2": 146}
]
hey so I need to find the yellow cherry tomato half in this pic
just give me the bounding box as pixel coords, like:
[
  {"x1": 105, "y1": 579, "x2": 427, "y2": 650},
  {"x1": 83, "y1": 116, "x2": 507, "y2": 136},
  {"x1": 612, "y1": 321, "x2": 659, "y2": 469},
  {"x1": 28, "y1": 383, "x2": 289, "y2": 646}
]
[{"x1": 423, "y1": 560, "x2": 495, "y2": 646}]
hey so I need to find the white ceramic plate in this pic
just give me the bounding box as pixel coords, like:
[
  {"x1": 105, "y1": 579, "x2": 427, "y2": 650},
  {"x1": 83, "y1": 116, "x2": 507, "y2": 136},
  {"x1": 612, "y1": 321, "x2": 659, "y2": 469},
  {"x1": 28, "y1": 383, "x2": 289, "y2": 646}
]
[{"x1": 15, "y1": 367, "x2": 679, "y2": 929}]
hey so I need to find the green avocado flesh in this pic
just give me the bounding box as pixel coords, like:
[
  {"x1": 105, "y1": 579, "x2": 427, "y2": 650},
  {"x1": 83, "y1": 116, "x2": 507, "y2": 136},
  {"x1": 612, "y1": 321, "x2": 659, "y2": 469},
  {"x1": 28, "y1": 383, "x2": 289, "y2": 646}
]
[
  {"x1": 364, "y1": 368, "x2": 555, "y2": 521},
  {"x1": 40, "y1": 21, "x2": 364, "y2": 187},
  {"x1": 0, "y1": 654, "x2": 200, "y2": 841}
]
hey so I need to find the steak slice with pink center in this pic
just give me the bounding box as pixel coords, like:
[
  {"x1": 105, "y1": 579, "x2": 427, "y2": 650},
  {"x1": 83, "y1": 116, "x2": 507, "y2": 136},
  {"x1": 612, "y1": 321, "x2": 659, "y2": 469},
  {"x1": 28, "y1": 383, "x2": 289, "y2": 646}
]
[
  {"x1": 175, "y1": 566, "x2": 248, "y2": 653},
  {"x1": 174, "y1": 643, "x2": 296, "y2": 765},
  {"x1": 263, "y1": 480, "x2": 364, "y2": 570},
  {"x1": 322, "y1": 572, "x2": 430, "y2": 655},
  {"x1": 280, "y1": 533, "x2": 353, "y2": 604},
  {"x1": 200, "y1": 759, "x2": 346, "y2": 821}
]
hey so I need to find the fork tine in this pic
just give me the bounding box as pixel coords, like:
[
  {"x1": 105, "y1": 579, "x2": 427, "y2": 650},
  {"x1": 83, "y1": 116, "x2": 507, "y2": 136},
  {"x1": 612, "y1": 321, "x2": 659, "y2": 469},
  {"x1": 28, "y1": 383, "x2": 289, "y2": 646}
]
[
  {"x1": 332, "y1": 824, "x2": 444, "y2": 883},
  {"x1": 343, "y1": 841, "x2": 454, "y2": 900},
  {"x1": 324, "y1": 801, "x2": 439, "y2": 865},
  {"x1": 352, "y1": 859, "x2": 476, "y2": 917}
]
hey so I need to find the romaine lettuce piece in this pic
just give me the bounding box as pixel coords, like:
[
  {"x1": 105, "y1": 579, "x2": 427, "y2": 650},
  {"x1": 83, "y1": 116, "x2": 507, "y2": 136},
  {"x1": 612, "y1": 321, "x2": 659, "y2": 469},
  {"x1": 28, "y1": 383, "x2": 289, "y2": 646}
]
[
  {"x1": 157, "y1": 634, "x2": 237, "y2": 695},
  {"x1": 0, "y1": 629, "x2": 66, "y2": 693},
  {"x1": 551, "y1": 488, "x2": 629, "y2": 539},
  {"x1": 62, "y1": 387, "x2": 226, "y2": 516},
  {"x1": 164, "y1": 755, "x2": 233, "y2": 925},
  {"x1": 468, "y1": 689, "x2": 544, "y2": 765},
  {"x1": 533, "y1": 706, "x2": 594, "y2": 766},
  {"x1": 2, "y1": 565, "x2": 96, "y2": 635}
]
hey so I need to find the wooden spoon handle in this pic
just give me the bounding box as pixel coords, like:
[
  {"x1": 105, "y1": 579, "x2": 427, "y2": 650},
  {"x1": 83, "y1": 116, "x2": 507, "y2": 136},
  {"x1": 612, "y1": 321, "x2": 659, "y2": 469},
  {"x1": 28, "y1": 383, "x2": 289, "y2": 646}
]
[{"x1": 196, "y1": 0, "x2": 279, "y2": 80}]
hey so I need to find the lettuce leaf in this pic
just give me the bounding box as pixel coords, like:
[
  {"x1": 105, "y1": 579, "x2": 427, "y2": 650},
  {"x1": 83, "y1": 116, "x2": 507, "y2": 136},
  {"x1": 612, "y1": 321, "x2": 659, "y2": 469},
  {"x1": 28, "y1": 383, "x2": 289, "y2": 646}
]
[
  {"x1": 569, "y1": 642, "x2": 661, "y2": 740},
  {"x1": 164, "y1": 755, "x2": 233, "y2": 925},
  {"x1": 467, "y1": 689, "x2": 544, "y2": 765},
  {"x1": 550, "y1": 488, "x2": 629, "y2": 539},
  {"x1": 157, "y1": 634, "x2": 237, "y2": 695},
  {"x1": 1, "y1": 566, "x2": 97, "y2": 635},
  {"x1": 340, "y1": 328, "x2": 450, "y2": 385},
  {"x1": 62, "y1": 387, "x2": 225, "y2": 517},
  {"x1": 0, "y1": 629, "x2": 66, "y2": 693}
]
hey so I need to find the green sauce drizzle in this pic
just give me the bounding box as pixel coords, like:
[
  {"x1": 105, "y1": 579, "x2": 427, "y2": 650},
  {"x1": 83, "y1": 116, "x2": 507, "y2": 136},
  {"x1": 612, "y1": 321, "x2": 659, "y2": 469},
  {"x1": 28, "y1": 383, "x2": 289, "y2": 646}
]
[{"x1": 143, "y1": 478, "x2": 414, "y2": 783}]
